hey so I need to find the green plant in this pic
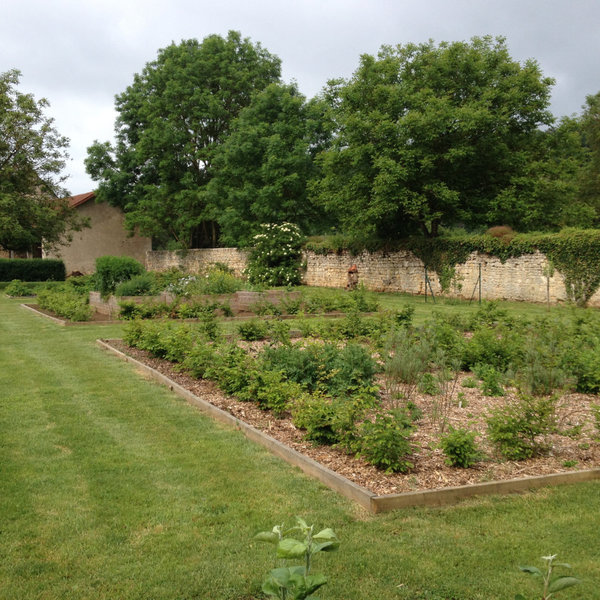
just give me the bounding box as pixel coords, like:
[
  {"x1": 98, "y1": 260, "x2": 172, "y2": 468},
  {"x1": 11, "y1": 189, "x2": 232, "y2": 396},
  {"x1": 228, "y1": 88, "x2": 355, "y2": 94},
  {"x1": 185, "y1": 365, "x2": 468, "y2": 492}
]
[
  {"x1": 440, "y1": 427, "x2": 481, "y2": 468},
  {"x1": 36, "y1": 286, "x2": 92, "y2": 321},
  {"x1": 356, "y1": 409, "x2": 414, "y2": 473},
  {"x1": 255, "y1": 517, "x2": 339, "y2": 600},
  {"x1": 418, "y1": 372, "x2": 440, "y2": 395},
  {"x1": 515, "y1": 554, "x2": 579, "y2": 600},
  {"x1": 561, "y1": 460, "x2": 578, "y2": 468},
  {"x1": 246, "y1": 222, "x2": 305, "y2": 287},
  {"x1": 114, "y1": 272, "x2": 157, "y2": 296},
  {"x1": 267, "y1": 319, "x2": 292, "y2": 346},
  {"x1": 592, "y1": 404, "x2": 600, "y2": 439},
  {"x1": 486, "y1": 394, "x2": 558, "y2": 460},
  {"x1": 461, "y1": 376, "x2": 478, "y2": 389},
  {"x1": 0, "y1": 258, "x2": 65, "y2": 282},
  {"x1": 239, "y1": 368, "x2": 302, "y2": 416},
  {"x1": 237, "y1": 318, "x2": 269, "y2": 341},
  {"x1": 180, "y1": 341, "x2": 216, "y2": 379},
  {"x1": 473, "y1": 363, "x2": 505, "y2": 397},
  {"x1": 95, "y1": 255, "x2": 145, "y2": 297},
  {"x1": 4, "y1": 279, "x2": 33, "y2": 297}
]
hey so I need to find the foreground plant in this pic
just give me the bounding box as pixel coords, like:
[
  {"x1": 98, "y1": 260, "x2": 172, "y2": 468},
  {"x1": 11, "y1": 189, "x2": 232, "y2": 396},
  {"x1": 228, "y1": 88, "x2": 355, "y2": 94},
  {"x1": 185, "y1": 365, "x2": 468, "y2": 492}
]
[
  {"x1": 255, "y1": 517, "x2": 339, "y2": 599},
  {"x1": 516, "y1": 554, "x2": 580, "y2": 600}
]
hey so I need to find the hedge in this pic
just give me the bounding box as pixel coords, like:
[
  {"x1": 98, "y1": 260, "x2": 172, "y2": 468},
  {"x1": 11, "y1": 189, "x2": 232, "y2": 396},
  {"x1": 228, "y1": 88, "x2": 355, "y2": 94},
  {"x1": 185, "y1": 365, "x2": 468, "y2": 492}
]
[{"x1": 0, "y1": 259, "x2": 66, "y2": 282}]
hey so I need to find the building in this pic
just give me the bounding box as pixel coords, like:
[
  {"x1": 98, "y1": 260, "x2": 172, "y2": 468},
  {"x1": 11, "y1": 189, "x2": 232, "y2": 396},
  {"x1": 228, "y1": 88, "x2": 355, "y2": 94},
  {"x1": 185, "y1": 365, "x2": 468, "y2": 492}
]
[{"x1": 43, "y1": 192, "x2": 151, "y2": 274}]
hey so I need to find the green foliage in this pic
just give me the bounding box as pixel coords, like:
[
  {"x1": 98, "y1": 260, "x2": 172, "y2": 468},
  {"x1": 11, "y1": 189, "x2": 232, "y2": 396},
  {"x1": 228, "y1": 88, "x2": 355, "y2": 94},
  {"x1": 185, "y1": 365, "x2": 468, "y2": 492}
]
[
  {"x1": 463, "y1": 325, "x2": 523, "y2": 373},
  {"x1": 95, "y1": 255, "x2": 145, "y2": 297},
  {"x1": 209, "y1": 83, "x2": 330, "y2": 246},
  {"x1": 36, "y1": 286, "x2": 92, "y2": 321},
  {"x1": 473, "y1": 363, "x2": 506, "y2": 397},
  {"x1": 182, "y1": 265, "x2": 247, "y2": 296},
  {"x1": 311, "y1": 36, "x2": 554, "y2": 239},
  {"x1": 86, "y1": 32, "x2": 281, "y2": 248},
  {"x1": 0, "y1": 69, "x2": 86, "y2": 253},
  {"x1": 0, "y1": 258, "x2": 65, "y2": 282},
  {"x1": 180, "y1": 341, "x2": 215, "y2": 379},
  {"x1": 486, "y1": 394, "x2": 558, "y2": 460},
  {"x1": 418, "y1": 372, "x2": 441, "y2": 395},
  {"x1": 246, "y1": 222, "x2": 305, "y2": 286},
  {"x1": 114, "y1": 272, "x2": 157, "y2": 296},
  {"x1": 356, "y1": 409, "x2": 415, "y2": 473},
  {"x1": 515, "y1": 554, "x2": 580, "y2": 600},
  {"x1": 237, "y1": 318, "x2": 269, "y2": 341},
  {"x1": 255, "y1": 517, "x2": 339, "y2": 600},
  {"x1": 4, "y1": 279, "x2": 33, "y2": 296},
  {"x1": 440, "y1": 427, "x2": 481, "y2": 468},
  {"x1": 240, "y1": 369, "x2": 302, "y2": 416}
]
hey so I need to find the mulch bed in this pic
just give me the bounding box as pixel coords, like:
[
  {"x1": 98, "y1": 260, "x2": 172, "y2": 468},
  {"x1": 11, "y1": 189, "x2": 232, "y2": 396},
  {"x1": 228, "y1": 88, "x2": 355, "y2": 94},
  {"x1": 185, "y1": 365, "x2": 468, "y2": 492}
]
[{"x1": 105, "y1": 339, "x2": 600, "y2": 496}]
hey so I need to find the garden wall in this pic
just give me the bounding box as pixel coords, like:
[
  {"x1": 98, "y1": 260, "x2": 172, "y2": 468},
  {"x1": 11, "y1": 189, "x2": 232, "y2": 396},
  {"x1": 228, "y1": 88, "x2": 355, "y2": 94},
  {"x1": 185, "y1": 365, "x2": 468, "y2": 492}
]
[{"x1": 145, "y1": 248, "x2": 600, "y2": 307}]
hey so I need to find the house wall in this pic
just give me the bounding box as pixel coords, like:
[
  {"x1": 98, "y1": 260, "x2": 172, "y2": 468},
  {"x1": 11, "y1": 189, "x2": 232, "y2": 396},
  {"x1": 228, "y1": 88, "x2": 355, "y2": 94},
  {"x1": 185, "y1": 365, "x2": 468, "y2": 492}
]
[
  {"x1": 145, "y1": 247, "x2": 600, "y2": 307},
  {"x1": 45, "y1": 201, "x2": 152, "y2": 274}
]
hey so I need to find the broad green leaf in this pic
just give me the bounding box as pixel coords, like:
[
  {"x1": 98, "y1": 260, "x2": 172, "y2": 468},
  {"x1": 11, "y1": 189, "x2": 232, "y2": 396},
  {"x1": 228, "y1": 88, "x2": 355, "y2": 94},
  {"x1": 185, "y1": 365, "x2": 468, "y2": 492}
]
[
  {"x1": 312, "y1": 541, "x2": 339, "y2": 553},
  {"x1": 313, "y1": 528, "x2": 337, "y2": 541},
  {"x1": 552, "y1": 562, "x2": 572, "y2": 569},
  {"x1": 548, "y1": 576, "x2": 580, "y2": 594},
  {"x1": 261, "y1": 578, "x2": 282, "y2": 598},
  {"x1": 255, "y1": 531, "x2": 279, "y2": 544},
  {"x1": 277, "y1": 538, "x2": 307, "y2": 559},
  {"x1": 268, "y1": 567, "x2": 293, "y2": 587},
  {"x1": 295, "y1": 516, "x2": 309, "y2": 530}
]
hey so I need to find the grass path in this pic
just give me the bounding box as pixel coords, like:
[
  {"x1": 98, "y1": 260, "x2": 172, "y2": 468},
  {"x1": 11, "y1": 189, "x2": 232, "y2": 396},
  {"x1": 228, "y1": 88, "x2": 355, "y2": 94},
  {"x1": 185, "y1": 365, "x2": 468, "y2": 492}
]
[{"x1": 1, "y1": 296, "x2": 599, "y2": 599}]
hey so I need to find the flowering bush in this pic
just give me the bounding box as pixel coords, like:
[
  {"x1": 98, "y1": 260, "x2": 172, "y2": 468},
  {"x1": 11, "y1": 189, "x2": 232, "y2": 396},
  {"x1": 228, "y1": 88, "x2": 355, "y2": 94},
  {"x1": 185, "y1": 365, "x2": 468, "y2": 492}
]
[{"x1": 246, "y1": 223, "x2": 305, "y2": 287}]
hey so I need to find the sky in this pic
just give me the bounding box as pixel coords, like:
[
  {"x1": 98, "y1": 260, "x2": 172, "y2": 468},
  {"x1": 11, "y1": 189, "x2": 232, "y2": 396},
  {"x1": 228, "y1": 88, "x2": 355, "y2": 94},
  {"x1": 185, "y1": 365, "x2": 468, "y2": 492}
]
[{"x1": 2, "y1": 0, "x2": 599, "y2": 195}]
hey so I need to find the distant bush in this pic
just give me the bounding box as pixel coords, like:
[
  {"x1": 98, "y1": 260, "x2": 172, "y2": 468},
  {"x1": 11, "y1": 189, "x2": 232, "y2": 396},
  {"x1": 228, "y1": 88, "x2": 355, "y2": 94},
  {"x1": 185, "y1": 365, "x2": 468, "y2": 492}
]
[
  {"x1": 0, "y1": 258, "x2": 65, "y2": 282},
  {"x1": 37, "y1": 287, "x2": 92, "y2": 321},
  {"x1": 114, "y1": 272, "x2": 157, "y2": 297},
  {"x1": 4, "y1": 279, "x2": 33, "y2": 297},
  {"x1": 95, "y1": 256, "x2": 145, "y2": 297},
  {"x1": 440, "y1": 427, "x2": 481, "y2": 468}
]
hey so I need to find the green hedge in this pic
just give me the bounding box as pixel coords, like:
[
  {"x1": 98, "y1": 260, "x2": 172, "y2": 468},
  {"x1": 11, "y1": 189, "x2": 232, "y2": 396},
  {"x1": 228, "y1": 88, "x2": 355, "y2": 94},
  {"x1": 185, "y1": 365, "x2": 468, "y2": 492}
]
[
  {"x1": 95, "y1": 256, "x2": 145, "y2": 297},
  {"x1": 0, "y1": 259, "x2": 66, "y2": 282}
]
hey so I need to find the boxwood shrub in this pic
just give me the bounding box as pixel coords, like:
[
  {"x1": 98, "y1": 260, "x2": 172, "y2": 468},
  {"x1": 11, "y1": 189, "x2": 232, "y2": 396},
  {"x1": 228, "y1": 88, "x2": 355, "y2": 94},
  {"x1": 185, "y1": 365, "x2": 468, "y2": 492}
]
[{"x1": 0, "y1": 258, "x2": 65, "y2": 282}]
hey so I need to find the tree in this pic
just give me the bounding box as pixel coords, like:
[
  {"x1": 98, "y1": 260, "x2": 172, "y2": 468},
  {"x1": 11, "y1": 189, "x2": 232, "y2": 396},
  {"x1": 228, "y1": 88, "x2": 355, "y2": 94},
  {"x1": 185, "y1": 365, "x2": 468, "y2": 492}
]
[
  {"x1": 208, "y1": 83, "x2": 332, "y2": 246},
  {"x1": 86, "y1": 31, "x2": 281, "y2": 249},
  {"x1": 311, "y1": 37, "x2": 555, "y2": 239},
  {"x1": 577, "y1": 91, "x2": 600, "y2": 223},
  {"x1": 0, "y1": 69, "x2": 84, "y2": 253}
]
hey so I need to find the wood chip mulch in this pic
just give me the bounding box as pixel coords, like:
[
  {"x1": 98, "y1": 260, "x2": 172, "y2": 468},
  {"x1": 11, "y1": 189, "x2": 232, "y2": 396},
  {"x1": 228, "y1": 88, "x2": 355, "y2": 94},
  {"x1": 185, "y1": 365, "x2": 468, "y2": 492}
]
[{"x1": 106, "y1": 340, "x2": 600, "y2": 496}]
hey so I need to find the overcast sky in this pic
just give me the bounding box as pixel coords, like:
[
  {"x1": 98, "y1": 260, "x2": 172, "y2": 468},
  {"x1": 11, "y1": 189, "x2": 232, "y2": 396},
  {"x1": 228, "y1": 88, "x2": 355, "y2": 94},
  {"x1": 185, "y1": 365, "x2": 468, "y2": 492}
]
[{"x1": 3, "y1": 0, "x2": 599, "y2": 195}]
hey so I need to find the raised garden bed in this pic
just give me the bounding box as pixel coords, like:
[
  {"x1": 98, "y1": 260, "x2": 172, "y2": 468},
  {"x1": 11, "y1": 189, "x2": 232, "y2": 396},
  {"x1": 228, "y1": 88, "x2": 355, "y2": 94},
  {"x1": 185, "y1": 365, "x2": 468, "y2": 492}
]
[{"x1": 98, "y1": 337, "x2": 600, "y2": 512}]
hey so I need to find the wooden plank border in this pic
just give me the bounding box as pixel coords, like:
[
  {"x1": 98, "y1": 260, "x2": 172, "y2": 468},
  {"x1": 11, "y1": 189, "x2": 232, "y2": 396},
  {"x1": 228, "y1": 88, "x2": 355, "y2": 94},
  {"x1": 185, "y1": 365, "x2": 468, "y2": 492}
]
[{"x1": 97, "y1": 339, "x2": 600, "y2": 513}]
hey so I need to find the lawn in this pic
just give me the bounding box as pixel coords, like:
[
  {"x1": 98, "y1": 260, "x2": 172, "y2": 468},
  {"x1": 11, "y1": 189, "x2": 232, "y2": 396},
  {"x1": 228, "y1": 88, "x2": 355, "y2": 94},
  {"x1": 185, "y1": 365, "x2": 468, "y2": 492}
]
[{"x1": 1, "y1": 294, "x2": 599, "y2": 599}]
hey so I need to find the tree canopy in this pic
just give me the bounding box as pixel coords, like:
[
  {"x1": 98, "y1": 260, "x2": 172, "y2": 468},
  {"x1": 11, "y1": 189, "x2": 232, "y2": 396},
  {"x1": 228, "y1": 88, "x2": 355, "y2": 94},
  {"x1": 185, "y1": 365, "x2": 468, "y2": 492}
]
[
  {"x1": 311, "y1": 36, "x2": 556, "y2": 239},
  {"x1": 0, "y1": 69, "x2": 84, "y2": 253},
  {"x1": 86, "y1": 31, "x2": 281, "y2": 248},
  {"x1": 208, "y1": 83, "x2": 332, "y2": 246}
]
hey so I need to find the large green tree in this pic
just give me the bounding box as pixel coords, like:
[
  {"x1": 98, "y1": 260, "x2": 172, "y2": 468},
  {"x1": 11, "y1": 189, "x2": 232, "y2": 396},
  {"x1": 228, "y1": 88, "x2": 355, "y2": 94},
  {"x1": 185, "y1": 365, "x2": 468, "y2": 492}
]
[
  {"x1": 86, "y1": 31, "x2": 281, "y2": 249},
  {"x1": 208, "y1": 83, "x2": 332, "y2": 246},
  {"x1": 577, "y1": 91, "x2": 600, "y2": 223},
  {"x1": 311, "y1": 36, "x2": 555, "y2": 239},
  {"x1": 0, "y1": 69, "x2": 84, "y2": 253}
]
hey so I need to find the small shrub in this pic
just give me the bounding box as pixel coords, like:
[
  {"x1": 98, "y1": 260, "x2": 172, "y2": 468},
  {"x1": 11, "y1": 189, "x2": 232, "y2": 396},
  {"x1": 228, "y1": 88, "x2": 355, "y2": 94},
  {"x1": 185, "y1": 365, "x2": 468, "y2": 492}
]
[
  {"x1": 462, "y1": 325, "x2": 522, "y2": 372},
  {"x1": 291, "y1": 393, "x2": 339, "y2": 445},
  {"x1": 5, "y1": 279, "x2": 33, "y2": 297},
  {"x1": 394, "y1": 305, "x2": 415, "y2": 328},
  {"x1": 461, "y1": 376, "x2": 478, "y2": 388},
  {"x1": 473, "y1": 363, "x2": 505, "y2": 396},
  {"x1": 418, "y1": 372, "x2": 440, "y2": 395},
  {"x1": 440, "y1": 427, "x2": 481, "y2": 468},
  {"x1": 239, "y1": 368, "x2": 302, "y2": 416},
  {"x1": 95, "y1": 256, "x2": 145, "y2": 297},
  {"x1": 181, "y1": 342, "x2": 215, "y2": 379},
  {"x1": 237, "y1": 318, "x2": 269, "y2": 341},
  {"x1": 37, "y1": 287, "x2": 92, "y2": 321},
  {"x1": 356, "y1": 410, "x2": 414, "y2": 473},
  {"x1": 486, "y1": 394, "x2": 558, "y2": 460},
  {"x1": 267, "y1": 319, "x2": 292, "y2": 346},
  {"x1": 114, "y1": 272, "x2": 157, "y2": 296}
]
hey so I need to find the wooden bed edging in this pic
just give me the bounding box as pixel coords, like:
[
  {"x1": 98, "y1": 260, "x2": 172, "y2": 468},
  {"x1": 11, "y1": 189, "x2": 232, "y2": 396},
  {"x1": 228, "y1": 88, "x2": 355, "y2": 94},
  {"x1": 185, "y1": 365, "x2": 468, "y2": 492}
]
[
  {"x1": 96, "y1": 339, "x2": 376, "y2": 512},
  {"x1": 97, "y1": 339, "x2": 600, "y2": 513}
]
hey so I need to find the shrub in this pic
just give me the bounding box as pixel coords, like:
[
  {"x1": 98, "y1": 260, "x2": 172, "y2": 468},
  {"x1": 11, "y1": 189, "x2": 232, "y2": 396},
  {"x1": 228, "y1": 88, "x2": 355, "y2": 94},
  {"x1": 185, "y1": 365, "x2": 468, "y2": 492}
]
[
  {"x1": 180, "y1": 342, "x2": 216, "y2": 379},
  {"x1": 205, "y1": 344, "x2": 255, "y2": 395},
  {"x1": 462, "y1": 325, "x2": 522, "y2": 372},
  {"x1": 418, "y1": 372, "x2": 440, "y2": 395},
  {"x1": 114, "y1": 272, "x2": 157, "y2": 296},
  {"x1": 440, "y1": 427, "x2": 481, "y2": 468},
  {"x1": 95, "y1": 256, "x2": 145, "y2": 297},
  {"x1": 473, "y1": 363, "x2": 505, "y2": 396},
  {"x1": 356, "y1": 409, "x2": 415, "y2": 473},
  {"x1": 0, "y1": 258, "x2": 65, "y2": 282},
  {"x1": 237, "y1": 318, "x2": 269, "y2": 341},
  {"x1": 246, "y1": 222, "x2": 304, "y2": 287},
  {"x1": 182, "y1": 264, "x2": 246, "y2": 296},
  {"x1": 486, "y1": 394, "x2": 558, "y2": 460},
  {"x1": 240, "y1": 369, "x2": 302, "y2": 416},
  {"x1": 4, "y1": 279, "x2": 33, "y2": 297},
  {"x1": 36, "y1": 287, "x2": 92, "y2": 321}
]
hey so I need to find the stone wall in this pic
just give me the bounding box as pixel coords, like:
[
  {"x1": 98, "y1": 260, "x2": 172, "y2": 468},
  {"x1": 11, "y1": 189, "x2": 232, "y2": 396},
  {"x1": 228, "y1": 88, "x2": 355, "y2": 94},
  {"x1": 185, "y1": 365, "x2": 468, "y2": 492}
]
[
  {"x1": 146, "y1": 248, "x2": 249, "y2": 277},
  {"x1": 144, "y1": 247, "x2": 600, "y2": 307}
]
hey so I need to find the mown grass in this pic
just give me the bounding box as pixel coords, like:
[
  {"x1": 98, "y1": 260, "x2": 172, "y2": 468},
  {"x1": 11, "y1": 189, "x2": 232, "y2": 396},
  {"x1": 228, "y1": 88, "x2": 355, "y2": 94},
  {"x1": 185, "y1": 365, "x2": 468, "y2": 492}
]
[{"x1": 1, "y1": 295, "x2": 599, "y2": 599}]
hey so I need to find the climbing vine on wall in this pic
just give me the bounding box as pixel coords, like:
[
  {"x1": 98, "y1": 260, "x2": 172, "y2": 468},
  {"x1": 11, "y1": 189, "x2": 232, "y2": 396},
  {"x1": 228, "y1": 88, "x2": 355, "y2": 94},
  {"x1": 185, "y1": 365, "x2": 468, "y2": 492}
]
[{"x1": 305, "y1": 229, "x2": 600, "y2": 306}]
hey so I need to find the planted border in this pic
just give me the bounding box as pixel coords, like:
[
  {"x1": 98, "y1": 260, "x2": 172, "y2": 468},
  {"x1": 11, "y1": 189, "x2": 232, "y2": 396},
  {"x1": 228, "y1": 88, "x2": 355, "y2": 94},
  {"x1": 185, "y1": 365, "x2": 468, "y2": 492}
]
[{"x1": 97, "y1": 339, "x2": 600, "y2": 513}]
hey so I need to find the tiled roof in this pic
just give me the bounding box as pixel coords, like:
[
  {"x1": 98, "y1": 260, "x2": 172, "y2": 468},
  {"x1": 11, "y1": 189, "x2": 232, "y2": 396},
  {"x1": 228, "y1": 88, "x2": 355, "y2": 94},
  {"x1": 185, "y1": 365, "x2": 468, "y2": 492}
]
[{"x1": 68, "y1": 191, "x2": 95, "y2": 208}]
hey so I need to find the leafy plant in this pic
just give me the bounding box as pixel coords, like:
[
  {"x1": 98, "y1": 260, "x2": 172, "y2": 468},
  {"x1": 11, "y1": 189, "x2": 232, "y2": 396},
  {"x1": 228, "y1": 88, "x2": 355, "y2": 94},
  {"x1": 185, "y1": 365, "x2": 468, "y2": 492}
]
[
  {"x1": 4, "y1": 279, "x2": 33, "y2": 297},
  {"x1": 515, "y1": 554, "x2": 580, "y2": 600},
  {"x1": 486, "y1": 394, "x2": 558, "y2": 460},
  {"x1": 95, "y1": 255, "x2": 145, "y2": 297},
  {"x1": 440, "y1": 427, "x2": 481, "y2": 468},
  {"x1": 114, "y1": 272, "x2": 157, "y2": 296},
  {"x1": 356, "y1": 409, "x2": 414, "y2": 473},
  {"x1": 237, "y1": 318, "x2": 269, "y2": 341},
  {"x1": 36, "y1": 286, "x2": 92, "y2": 321},
  {"x1": 473, "y1": 363, "x2": 505, "y2": 397},
  {"x1": 255, "y1": 517, "x2": 339, "y2": 600}
]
